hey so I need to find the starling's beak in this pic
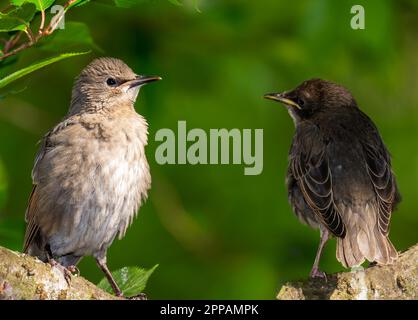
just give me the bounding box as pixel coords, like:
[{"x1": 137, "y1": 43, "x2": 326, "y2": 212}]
[
  {"x1": 264, "y1": 93, "x2": 302, "y2": 110},
  {"x1": 127, "y1": 75, "x2": 162, "y2": 89}
]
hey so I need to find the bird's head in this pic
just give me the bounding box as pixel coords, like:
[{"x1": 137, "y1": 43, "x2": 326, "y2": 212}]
[
  {"x1": 70, "y1": 57, "x2": 161, "y2": 114},
  {"x1": 264, "y1": 78, "x2": 357, "y2": 123}
]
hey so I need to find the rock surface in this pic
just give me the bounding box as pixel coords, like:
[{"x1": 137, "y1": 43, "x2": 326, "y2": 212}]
[
  {"x1": 0, "y1": 245, "x2": 118, "y2": 300},
  {"x1": 277, "y1": 244, "x2": 417, "y2": 300}
]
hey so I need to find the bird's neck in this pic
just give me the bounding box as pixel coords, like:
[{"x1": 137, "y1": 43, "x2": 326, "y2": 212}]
[{"x1": 69, "y1": 96, "x2": 135, "y2": 117}]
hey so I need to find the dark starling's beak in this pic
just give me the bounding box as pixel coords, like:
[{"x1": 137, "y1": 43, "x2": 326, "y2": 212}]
[
  {"x1": 264, "y1": 92, "x2": 302, "y2": 110},
  {"x1": 128, "y1": 75, "x2": 162, "y2": 89}
]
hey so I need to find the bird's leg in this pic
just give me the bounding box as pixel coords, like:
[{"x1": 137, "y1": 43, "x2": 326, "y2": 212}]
[
  {"x1": 310, "y1": 227, "x2": 329, "y2": 280},
  {"x1": 95, "y1": 257, "x2": 147, "y2": 299},
  {"x1": 96, "y1": 257, "x2": 123, "y2": 297}
]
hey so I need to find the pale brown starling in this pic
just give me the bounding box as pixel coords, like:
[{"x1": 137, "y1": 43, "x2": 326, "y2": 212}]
[{"x1": 23, "y1": 57, "x2": 161, "y2": 296}]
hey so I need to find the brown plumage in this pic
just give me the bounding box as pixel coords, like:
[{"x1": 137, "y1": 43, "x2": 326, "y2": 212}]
[
  {"x1": 23, "y1": 57, "x2": 161, "y2": 296},
  {"x1": 265, "y1": 79, "x2": 400, "y2": 277}
]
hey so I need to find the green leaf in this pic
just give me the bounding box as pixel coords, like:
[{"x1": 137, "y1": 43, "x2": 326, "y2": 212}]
[
  {"x1": 10, "y1": 0, "x2": 56, "y2": 11},
  {"x1": 0, "y1": 14, "x2": 26, "y2": 32},
  {"x1": 8, "y1": 3, "x2": 37, "y2": 25},
  {"x1": 0, "y1": 51, "x2": 89, "y2": 89},
  {"x1": 0, "y1": 3, "x2": 36, "y2": 32},
  {"x1": 9, "y1": 0, "x2": 25, "y2": 6},
  {"x1": 113, "y1": 0, "x2": 140, "y2": 8},
  {"x1": 0, "y1": 54, "x2": 18, "y2": 68},
  {"x1": 67, "y1": 0, "x2": 90, "y2": 9},
  {"x1": 39, "y1": 22, "x2": 99, "y2": 52},
  {"x1": 97, "y1": 265, "x2": 158, "y2": 297}
]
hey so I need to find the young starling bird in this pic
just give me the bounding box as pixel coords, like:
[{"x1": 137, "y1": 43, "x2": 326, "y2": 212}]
[
  {"x1": 23, "y1": 57, "x2": 161, "y2": 296},
  {"x1": 264, "y1": 79, "x2": 400, "y2": 278}
]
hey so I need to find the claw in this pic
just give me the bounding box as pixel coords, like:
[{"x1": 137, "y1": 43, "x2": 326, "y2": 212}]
[
  {"x1": 310, "y1": 267, "x2": 328, "y2": 282},
  {"x1": 62, "y1": 269, "x2": 72, "y2": 285},
  {"x1": 66, "y1": 265, "x2": 80, "y2": 276},
  {"x1": 48, "y1": 258, "x2": 58, "y2": 267}
]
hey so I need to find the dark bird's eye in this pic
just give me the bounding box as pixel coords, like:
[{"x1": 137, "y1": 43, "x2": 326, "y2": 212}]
[
  {"x1": 296, "y1": 98, "x2": 305, "y2": 107},
  {"x1": 106, "y1": 78, "x2": 117, "y2": 86}
]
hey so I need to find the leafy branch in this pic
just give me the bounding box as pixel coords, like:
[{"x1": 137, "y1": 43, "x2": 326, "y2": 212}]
[
  {"x1": 0, "y1": 0, "x2": 87, "y2": 60},
  {"x1": 0, "y1": 0, "x2": 188, "y2": 90}
]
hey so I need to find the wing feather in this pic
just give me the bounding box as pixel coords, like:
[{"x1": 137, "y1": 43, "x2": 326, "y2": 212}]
[
  {"x1": 290, "y1": 125, "x2": 346, "y2": 237},
  {"x1": 23, "y1": 117, "x2": 77, "y2": 252},
  {"x1": 362, "y1": 139, "x2": 398, "y2": 235}
]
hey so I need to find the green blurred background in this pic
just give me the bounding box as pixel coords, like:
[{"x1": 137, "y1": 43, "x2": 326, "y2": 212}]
[{"x1": 0, "y1": 0, "x2": 417, "y2": 299}]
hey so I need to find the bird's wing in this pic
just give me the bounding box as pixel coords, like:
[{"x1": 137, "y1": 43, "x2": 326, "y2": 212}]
[
  {"x1": 360, "y1": 116, "x2": 400, "y2": 236},
  {"x1": 23, "y1": 137, "x2": 49, "y2": 252},
  {"x1": 286, "y1": 168, "x2": 319, "y2": 229},
  {"x1": 23, "y1": 117, "x2": 77, "y2": 252},
  {"x1": 289, "y1": 123, "x2": 346, "y2": 237},
  {"x1": 23, "y1": 186, "x2": 41, "y2": 252}
]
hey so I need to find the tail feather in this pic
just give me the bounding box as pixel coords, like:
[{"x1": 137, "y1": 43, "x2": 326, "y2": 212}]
[
  {"x1": 357, "y1": 227, "x2": 376, "y2": 262},
  {"x1": 336, "y1": 204, "x2": 397, "y2": 268},
  {"x1": 339, "y1": 228, "x2": 365, "y2": 267},
  {"x1": 372, "y1": 227, "x2": 398, "y2": 265}
]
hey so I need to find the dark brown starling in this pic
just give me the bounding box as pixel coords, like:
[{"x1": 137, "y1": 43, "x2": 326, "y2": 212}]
[{"x1": 264, "y1": 78, "x2": 400, "y2": 278}]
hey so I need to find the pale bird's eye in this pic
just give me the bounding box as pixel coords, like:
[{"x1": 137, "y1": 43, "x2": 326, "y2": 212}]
[{"x1": 106, "y1": 78, "x2": 117, "y2": 86}]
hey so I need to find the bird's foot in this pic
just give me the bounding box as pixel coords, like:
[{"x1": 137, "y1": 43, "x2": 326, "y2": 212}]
[
  {"x1": 48, "y1": 258, "x2": 58, "y2": 267},
  {"x1": 309, "y1": 267, "x2": 327, "y2": 281},
  {"x1": 127, "y1": 293, "x2": 147, "y2": 300},
  {"x1": 66, "y1": 265, "x2": 80, "y2": 276},
  {"x1": 48, "y1": 259, "x2": 72, "y2": 285}
]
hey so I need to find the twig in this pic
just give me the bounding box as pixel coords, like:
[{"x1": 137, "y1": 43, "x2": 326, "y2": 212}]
[
  {"x1": 3, "y1": 32, "x2": 22, "y2": 53},
  {"x1": 26, "y1": 28, "x2": 35, "y2": 44},
  {"x1": 39, "y1": 10, "x2": 46, "y2": 34},
  {"x1": 0, "y1": 42, "x2": 32, "y2": 60}
]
